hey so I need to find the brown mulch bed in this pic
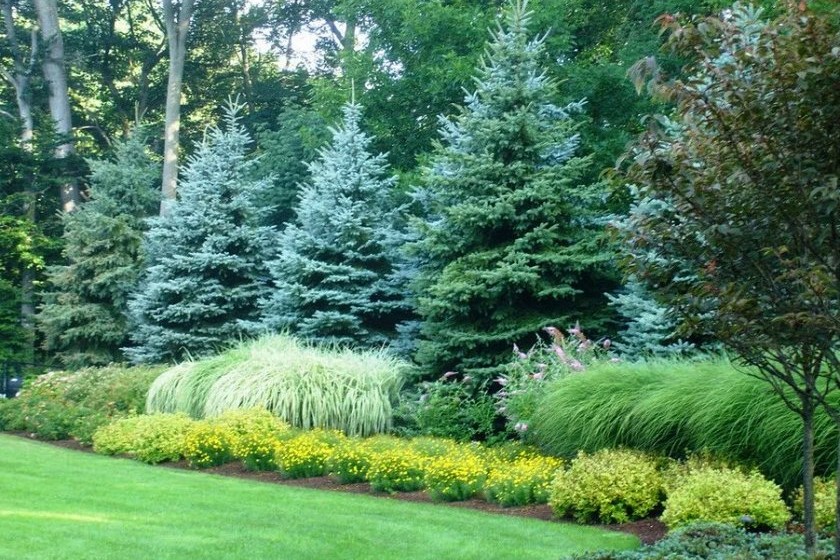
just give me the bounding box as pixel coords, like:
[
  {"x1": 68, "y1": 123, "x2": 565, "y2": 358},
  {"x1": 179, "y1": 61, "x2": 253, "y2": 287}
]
[{"x1": 8, "y1": 432, "x2": 667, "y2": 545}]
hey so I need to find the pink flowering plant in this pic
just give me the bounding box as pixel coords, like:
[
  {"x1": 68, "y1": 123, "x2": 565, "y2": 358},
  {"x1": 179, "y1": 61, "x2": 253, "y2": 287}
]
[{"x1": 496, "y1": 323, "x2": 612, "y2": 438}]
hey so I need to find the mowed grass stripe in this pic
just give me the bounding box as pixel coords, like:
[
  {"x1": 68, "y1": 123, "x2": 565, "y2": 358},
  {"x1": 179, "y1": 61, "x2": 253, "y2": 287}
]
[{"x1": 0, "y1": 435, "x2": 638, "y2": 560}]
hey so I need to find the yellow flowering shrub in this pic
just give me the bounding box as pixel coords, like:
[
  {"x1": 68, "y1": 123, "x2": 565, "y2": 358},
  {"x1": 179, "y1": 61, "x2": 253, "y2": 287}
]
[
  {"x1": 661, "y1": 466, "x2": 789, "y2": 529},
  {"x1": 275, "y1": 429, "x2": 344, "y2": 479},
  {"x1": 210, "y1": 408, "x2": 290, "y2": 471},
  {"x1": 183, "y1": 422, "x2": 235, "y2": 468},
  {"x1": 367, "y1": 446, "x2": 428, "y2": 493},
  {"x1": 794, "y1": 477, "x2": 836, "y2": 534},
  {"x1": 424, "y1": 446, "x2": 488, "y2": 501},
  {"x1": 485, "y1": 455, "x2": 563, "y2": 507},
  {"x1": 550, "y1": 448, "x2": 664, "y2": 524},
  {"x1": 92, "y1": 413, "x2": 196, "y2": 464},
  {"x1": 408, "y1": 436, "x2": 461, "y2": 458}
]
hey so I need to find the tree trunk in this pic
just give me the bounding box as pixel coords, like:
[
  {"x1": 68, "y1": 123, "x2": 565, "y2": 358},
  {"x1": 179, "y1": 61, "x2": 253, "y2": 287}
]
[
  {"x1": 802, "y1": 398, "x2": 817, "y2": 557},
  {"x1": 33, "y1": 0, "x2": 79, "y2": 213},
  {"x1": 160, "y1": 0, "x2": 195, "y2": 216}
]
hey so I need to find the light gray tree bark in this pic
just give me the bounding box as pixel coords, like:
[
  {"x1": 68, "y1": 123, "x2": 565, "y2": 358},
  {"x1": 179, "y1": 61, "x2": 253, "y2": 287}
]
[{"x1": 160, "y1": 0, "x2": 195, "y2": 215}]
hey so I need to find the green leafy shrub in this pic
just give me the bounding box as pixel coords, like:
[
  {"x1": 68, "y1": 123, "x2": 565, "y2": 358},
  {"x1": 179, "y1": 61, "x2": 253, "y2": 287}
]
[
  {"x1": 92, "y1": 413, "x2": 195, "y2": 463},
  {"x1": 275, "y1": 429, "x2": 345, "y2": 479},
  {"x1": 550, "y1": 449, "x2": 664, "y2": 524},
  {"x1": 214, "y1": 408, "x2": 289, "y2": 471},
  {"x1": 423, "y1": 446, "x2": 487, "y2": 502},
  {"x1": 327, "y1": 436, "x2": 400, "y2": 484},
  {"x1": 794, "y1": 477, "x2": 835, "y2": 534},
  {"x1": 661, "y1": 466, "x2": 789, "y2": 530},
  {"x1": 183, "y1": 422, "x2": 235, "y2": 468},
  {"x1": 0, "y1": 366, "x2": 163, "y2": 443},
  {"x1": 413, "y1": 378, "x2": 501, "y2": 442},
  {"x1": 484, "y1": 454, "x2": 563, "y2": 507},
  {"x1": 531, "y1": 359, "x2": 839, "y2": 489},
  {"x1": 147, "y1": 335, "x2": 406, "y2": 436},
  {"x1": 562, "y1": 522, "x2": 832, "y2": 560}
]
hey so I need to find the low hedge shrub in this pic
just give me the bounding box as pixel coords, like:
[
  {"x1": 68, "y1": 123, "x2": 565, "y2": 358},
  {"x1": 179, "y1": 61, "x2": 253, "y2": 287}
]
[
  {"x1": 661, "y1": 465, "x2": 789, "y2": 530},
  {"x1": 183, "y1": 422, "x2": 236, "y2": 468},
  {"x1": 367, "y1": 446, "x2": 428, "y2": 493},
  {"x1": 550, "y1": 449, "x2": 664, "y2": 524},
  {"x1": 92, "y1": 413, "x2": 195, "y2": 463},
  {"x1": 424, "y1": 446, "x2": 487, "y2": 502},
  {"x1": 484, "y1": 454, "x2": 563, "y2": 507},
  {"x1": 793, "y1": 477, "x2": 836, "y2": 534},
  {"x1": 275, "y1": 429, "x2": 345, "y2": 479}
]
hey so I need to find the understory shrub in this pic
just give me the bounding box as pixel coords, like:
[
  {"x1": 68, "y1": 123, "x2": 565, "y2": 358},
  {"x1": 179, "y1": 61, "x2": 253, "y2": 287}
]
[
  {"x1": 550, "y1": 449, "x2": 664, "y2": 524},
  {"x1": 563, "y1": 522, "x2": 832, "y2": 560},
  {"x1": 146, "y1": 335, "x2": 407, "y2": 436},
  {"x1": 412, "y1": 378, "x2": 502, "y2": 443},
  {"x1": 661, "y1": 466, "x2": 789, "y2": 530},
  {"x1": 0, "y1": 365, "x2": 164, "y2": 443},
  {"x1": 92, "y1": 413, "x2": 195, "y2": 463},
  {"x1": 484, "y1": 454, "x2": 563, "y2": 507},
  {"x1": 531, "y1": 359, "x2": 839, "y2": 488},
  {"x1": 794, "y1": 477, "x2": 836, "y2": 534}
]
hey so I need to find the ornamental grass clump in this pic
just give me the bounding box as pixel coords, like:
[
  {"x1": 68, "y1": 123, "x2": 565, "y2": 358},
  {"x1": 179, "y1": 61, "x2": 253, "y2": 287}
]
[
  {"x1": 92, "y1": 413, "x2": 195, "y2": 464},
  {"x1": 183, "y1": 422, "x2": 235, "y2": 468},
  {"x1": 485, "y1": 454, "x2": 564, "y2": 507},
  {"x1": 661, "y1": 465, "x2": 789, "y2": 530},
  {"x1": 147, "y1": 335, "x2": 407, "y2": 436},
  {"x1": 275, "y1": 429, "x2": 346, "y2": 479},
  {"x1": 550, "y1": 449, "x2": 664, "y2": 524},
  {"x1": 424, "y1": 446, "x2": 488, "y2": 502}
]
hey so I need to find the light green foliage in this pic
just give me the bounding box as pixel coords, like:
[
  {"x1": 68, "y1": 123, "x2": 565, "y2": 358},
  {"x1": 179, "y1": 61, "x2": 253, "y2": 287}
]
[
  {"x1": 531, "y1": 359, "x2": 839, "y2": 489},
  {"x1": 0, "y1": 365, "x2": 163, "y2": 443},
  {"x1": 550, "y1": 449, "x2": 664, "y2": 524},
  {"x1": 126, "y1": 105, "x2": 276, "y2": 363},
  {"x1": 38, "y1": 134, "x2": 159, "y2": 368},
  {"x1": 260, "y1": 102, "x2": 411, "y2": 348},
  {"x1": 146, "y1": 335, "x2": 407, "y2": 436},
  {"x1": 414, "y1": 0, "x2": 615, "y2": 382},
  {"x1": 661, "y1": 466, "x2": 789, "y2": 529},
  {"x1": 794, "y1": 478, "x2": 836, "y2": 534},
  {"x1": 183, "y1": 422, "x2": 236, "y2": 468},
  {"x1": 92, "y1": 413, "x2": 196, "y2": 463}
]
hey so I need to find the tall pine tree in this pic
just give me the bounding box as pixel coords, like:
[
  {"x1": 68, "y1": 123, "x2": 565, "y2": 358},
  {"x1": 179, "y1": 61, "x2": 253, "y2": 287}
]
[
  {"x1": 260, "y1": 102, "x2": 410, "y2": 348},
  {"x1": 414, "y1": 0, "x2": 616, "y2": 380},
  {"x1": 38, "y1": 134, "x2": 159, "y2": 368},
  {"x1": 126, "y1": 104, "x2": 275, "y2": 363}
]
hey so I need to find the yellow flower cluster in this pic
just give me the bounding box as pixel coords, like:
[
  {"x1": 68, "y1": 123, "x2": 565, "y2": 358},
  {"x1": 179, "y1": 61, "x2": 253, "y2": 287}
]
[
  {"x1": 484, "y1": 454, "x2": 563, "y2": 507},
  {"x1": 367, "y1": 446, "x2": 428, "y2": 493},
  {"x1": 424, "y1": 446, "x2": 488, "y2": 502},
  {"x1": 275, "y1": 429, "x2": 345, "y2": 479},
  {"x1": 209, "y1": 408, "x2": 290, "y2": 471},
  {"x1": 183, "y1": 423, "x2": 235, "y2": 468}
]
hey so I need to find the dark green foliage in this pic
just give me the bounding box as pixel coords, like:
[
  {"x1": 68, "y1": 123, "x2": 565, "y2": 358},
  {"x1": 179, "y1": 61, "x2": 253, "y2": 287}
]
[
  {"x1": 564, "y1": 523, "x2": 832, "y2": 560},
  {"x1": 126, "y1": 105, "x2": 276, "y2": 363},
  {"x1": 413, "y1": 0, "x2": 616, "y2": 381},
  {"x1": 260, "y1": 103, "x2": 410, "y2": 348},
  {"x1": 410, "y1": 378, "x2": 503, "y2": 443},
  {"x1": 38, "y1": 134, "x2": 159, "y2": 368},
  {"x1": 531, "y1": 360, "x2": 839, "y2": 489},
  {"x1": 0, "y1": 365, "x2": 164, "y2": 443},
  {"x1": 254, "y1": 106, "x2": 330, "y2": 227}
]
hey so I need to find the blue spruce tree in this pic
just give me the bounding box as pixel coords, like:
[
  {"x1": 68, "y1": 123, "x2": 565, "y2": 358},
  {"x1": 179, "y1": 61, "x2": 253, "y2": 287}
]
[
  {"x1": 413, "y1": 0, "x2": 616, "y2": 380},
  {"x1": 260, "y1": 102, "x2": 410, "y2": 347},
  {"x1": 38, "y1": 134, "x2": 159, "y2": 367},
  {"x1": 126, "y1": 104, "x2": 275, "y2": 363}
]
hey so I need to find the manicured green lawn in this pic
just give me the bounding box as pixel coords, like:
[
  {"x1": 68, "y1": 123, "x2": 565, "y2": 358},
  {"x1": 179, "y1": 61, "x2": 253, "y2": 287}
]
[{"x1": 0, "y1": 434, "x2": 638, "y2": 560}]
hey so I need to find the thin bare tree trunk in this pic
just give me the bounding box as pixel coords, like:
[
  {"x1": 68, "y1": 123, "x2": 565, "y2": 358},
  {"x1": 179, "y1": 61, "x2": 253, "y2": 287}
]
[
  {"x1": 33, "y1": 0, "x2": 79, "y2": 213},
  {"x1": 160, "y1": 0, "x2": 195, "y2": 215}
]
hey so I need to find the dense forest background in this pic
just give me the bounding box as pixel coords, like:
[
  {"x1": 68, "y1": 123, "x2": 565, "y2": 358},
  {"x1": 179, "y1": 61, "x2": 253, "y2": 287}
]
[{"x1": 0, "y1": 0, "x2": 783, "y2": 371}]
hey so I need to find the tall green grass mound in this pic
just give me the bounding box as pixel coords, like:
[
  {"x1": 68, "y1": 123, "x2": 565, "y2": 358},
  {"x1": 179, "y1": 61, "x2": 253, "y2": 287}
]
[
  {"x1": 531, "y1": 360, "x2": 838, "y2": 488},
  {"x1": 146, "y1": 335, "x2": 406, "y2": 436}
]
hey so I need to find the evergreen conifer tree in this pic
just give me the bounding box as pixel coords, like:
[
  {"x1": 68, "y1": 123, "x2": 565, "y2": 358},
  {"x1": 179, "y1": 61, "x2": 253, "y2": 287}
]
[
  {"x1": 413, "y1": 0, "x2": 616, "y2": 380},
  {"x1": 126, "y1": 104, "x2": 275, "y2": 363},
  {"x1": 260, "y1": 102, "x2": 409, "y2": 347},
  {"x1": 38, "y1": 134, "x2": 159, "y2": 368}
]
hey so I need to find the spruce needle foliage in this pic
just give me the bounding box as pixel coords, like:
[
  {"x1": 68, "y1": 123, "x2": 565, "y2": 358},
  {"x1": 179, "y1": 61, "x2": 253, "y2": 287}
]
[
  {"x1": 413, "y1": 0, "x2": 616, "y2": 381},
  {"x1": 260, "y1": 102, "x2": 410, "y2": 348},
  {"x1": 38, "y1": 134, "x2": 159, "y2": 368},
  {"x1": 126, "y1": 103, "x2": 276, "y2": 363},
  {"x1": 146, "y1": 335, "x2": 407, "y2": 436},
  {"x1": 531, "y1": 360, "x2": 839, "y2": 489}
]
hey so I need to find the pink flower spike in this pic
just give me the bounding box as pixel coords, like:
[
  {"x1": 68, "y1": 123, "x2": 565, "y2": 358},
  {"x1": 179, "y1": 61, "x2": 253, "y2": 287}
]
[
  {"x1": 610, "y1": 357, "x2": 622, "y2": 363},
  {"x1": 552, "y1": 345, "x2": 568, "y2": 360},
  {"x1": 494, "y1": 376, "x2": 509, "y2": 386},
  {"x1": 462, "y1": 375, "x2": 473, "y2": 383},
  {"x1": 514, "y1": 422, "x2": 529, "y2": 433},
  {"x1": 569, "y1": 359, "x2": 584, "y2": 372},
  {"x1": 513, "y1": 343, "x2": 528, "y2": 360},
  {"x1": 603, "y1": 339, "x2": 612, "y2": 349},
  {"x1": 532, "y1": 372, "x2": 544, "y2": 380},
  {"x1": 442, "y1": 371, "x2": 458, "y2": 379}
]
